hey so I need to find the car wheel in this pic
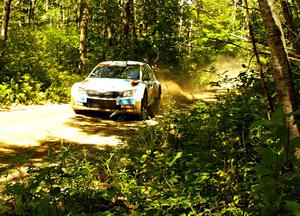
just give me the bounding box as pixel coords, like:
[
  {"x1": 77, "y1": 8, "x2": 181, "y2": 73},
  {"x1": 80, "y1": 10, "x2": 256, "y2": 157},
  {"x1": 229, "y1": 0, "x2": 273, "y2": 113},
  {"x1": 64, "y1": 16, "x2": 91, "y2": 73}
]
[
  {"x1": 156, "y1": 87, "x2": 162, "y2": 104},
  {"x1": 140, "y1": 92, "x2": 149, "y2": 120},
  {"x1": 148, "y1": 88, "x2": 161, "y2": 117},
  {"x1": 73, "y1": 109, "x2": 83, "y2": 115}
]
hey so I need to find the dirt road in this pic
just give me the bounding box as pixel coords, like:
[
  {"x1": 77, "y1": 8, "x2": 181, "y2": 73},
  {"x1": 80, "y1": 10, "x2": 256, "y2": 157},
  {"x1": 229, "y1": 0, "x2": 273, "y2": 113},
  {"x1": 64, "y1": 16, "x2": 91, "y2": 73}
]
[
  {"x1": 0, "y1": 104, "x2": 149, "y2": 182},
  {"x1": 0, "y1": 85, "x2": 219, "y2": 156},
  {"x1": 0, "y1": 104, "x2": 147, "y2": 163},
  {"x1": 0, "y1": 104, "x2": 135, "y2": 146}
]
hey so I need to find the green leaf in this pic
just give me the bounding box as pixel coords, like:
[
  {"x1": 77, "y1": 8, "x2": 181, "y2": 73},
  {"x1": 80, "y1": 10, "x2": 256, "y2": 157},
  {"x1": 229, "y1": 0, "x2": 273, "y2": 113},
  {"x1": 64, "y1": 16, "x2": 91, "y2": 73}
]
[
  {"x1": 292, "y1": 109, "x2": 300, "y2": 115},
  {"x1": 285, "y1": 201, "x2": 300, "y2": 215},
  {"x1": 271, "y1": 107, "x2": 285, "y2": 126},
  {"x1": 251, "y1": 119, "x2": 274, "y2": 129},
  {"x1": 291, "y1": 137, "x2": 300, "y2": 148},
  {"x1": 260, "y1": 147, "x2": 276, "y2": 166},
  {"x1": 277, "y1": 126, "x2": 289, "y2": 146},
  {"x1": 0, "y1": 165, "x2": 16, "y2": 174},
  {"x1": 7, "y1": 153, "x2": 35, "y2": 163},
  {"x1": 50, "y1": 187, "x2": 61, "y2": 196},
  {"x1": 167, "y1": 152, "x2": 183, "y2": 167},
  {"x1": 281, "y1": 172, "x2": 297, "y2": 181},
  {"x1": 140, "y1": 154, "x2": 148, "y2": 163},
  {"x1": 109, "y1": 110, "x2": 119, "y2": 118}
]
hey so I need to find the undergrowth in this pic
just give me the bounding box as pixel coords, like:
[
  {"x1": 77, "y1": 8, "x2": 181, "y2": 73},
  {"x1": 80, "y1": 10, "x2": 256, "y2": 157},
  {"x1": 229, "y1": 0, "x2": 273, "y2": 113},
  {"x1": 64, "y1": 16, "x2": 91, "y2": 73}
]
[
  {"x1": 0, "y1": 27, "x2": 82, "y2": 107},
  {"x1": 1, "y1": 71, "x2": 300, "y2": 215}
]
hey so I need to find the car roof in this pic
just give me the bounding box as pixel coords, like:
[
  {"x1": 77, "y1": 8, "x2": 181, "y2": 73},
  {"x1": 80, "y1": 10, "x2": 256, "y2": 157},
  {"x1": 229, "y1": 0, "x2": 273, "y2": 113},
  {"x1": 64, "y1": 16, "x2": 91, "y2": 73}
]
[{"x1": 96, "y1": 61, "x2": 146, "y2": 67}]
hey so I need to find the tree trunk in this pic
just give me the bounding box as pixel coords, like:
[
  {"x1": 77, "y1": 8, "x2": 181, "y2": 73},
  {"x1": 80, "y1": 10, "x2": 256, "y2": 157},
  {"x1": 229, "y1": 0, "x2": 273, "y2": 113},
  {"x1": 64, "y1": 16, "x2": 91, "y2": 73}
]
[
  {"x1": 107, "y1": 23, "x2": 113, "y2": 46},
  {"x1": 281, "y1": 0, "x2": 294, "y2": 31},
  {"x1": 188, "y1": 19, "x2": 193, "y2": 55},
  {"x1": 124, "y1": 0, "x2": 133, "y2": 39},
  {"x1": 139, "y1": 0, "x2": 148, "y2": 37},
  {"x1": 258, "y1": 0, "x2": 299, "y2": 139},
  {"x1": 178, "y1": 0, "x2": 185, "y2": 37},
  {"x1": 45, "y1": 0, "x2": 48, "y2": 11},
  {"x1": 1, "y1": 0, "x2": 12, "y2": 43},
  {"x1": 132, "y1": 0, "x2": 136, "y2": 39},
  {"x1": 79, "y1": 1, "x2": 89, "y2": 70},
  {"x1": 28, "y1": 0, "x2": 36, "y2": 25},
  {"x1": 60, "y1": 0, "x2": 65, "y2": 28},
  {"x1": 232, "y1": 0, "x2": 239, "y2": 25},
  {"x1": 106, "y1": 12, "x2": 113, "y2": 47},
  {"x1": 296, "y1": 0, "x2": 300, "y2": 9},
  {"x1": 244, "y1": 0, "x2": 274, "y2": 113},
  {"x1": 280, "y1": 0, "x2": 300, "y2": 67},
  {"x1": 195, "y1": 0, "x2": 203, "y2": 22},
  {"x1": 269, "y1": 0, "x2": 287, "y2": 50},
  {"x1": 178, "y1": 0, "x2": 185, "y2": 53}
]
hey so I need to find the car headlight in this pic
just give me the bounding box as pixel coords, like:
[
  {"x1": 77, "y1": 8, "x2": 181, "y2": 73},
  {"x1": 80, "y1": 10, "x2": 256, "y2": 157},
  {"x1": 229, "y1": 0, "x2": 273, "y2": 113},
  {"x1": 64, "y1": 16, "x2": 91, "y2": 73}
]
[
  {"x1": 71, "y1": 85, "x2": 86, "y2": 96},
  {"x1": 122, "y1": 90, "x2": 136, "y2": 97},
  {"x1": 78, "y1": 87, "x2": 86, "y2": 95}
]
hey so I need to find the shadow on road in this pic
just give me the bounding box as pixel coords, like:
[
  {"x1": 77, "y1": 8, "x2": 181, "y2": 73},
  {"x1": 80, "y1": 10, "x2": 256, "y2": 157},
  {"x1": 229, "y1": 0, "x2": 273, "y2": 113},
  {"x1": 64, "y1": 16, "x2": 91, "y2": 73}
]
[
  {"x1": 65, "y1": 111, "x2": 141, "y2": 137},
  {"x1": 0, "y1": 109, "x2": 149, "y2": 185},
  {"x1": 0, "y1": 138, "x2": 124, "y2": 184}
]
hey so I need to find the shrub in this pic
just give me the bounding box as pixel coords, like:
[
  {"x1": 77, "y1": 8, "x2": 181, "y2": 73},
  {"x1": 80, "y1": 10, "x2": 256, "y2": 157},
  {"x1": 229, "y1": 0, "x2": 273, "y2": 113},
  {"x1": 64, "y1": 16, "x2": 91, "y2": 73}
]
[{"x1": 0, "y1": 74, "x2": 45, "y2": 106}]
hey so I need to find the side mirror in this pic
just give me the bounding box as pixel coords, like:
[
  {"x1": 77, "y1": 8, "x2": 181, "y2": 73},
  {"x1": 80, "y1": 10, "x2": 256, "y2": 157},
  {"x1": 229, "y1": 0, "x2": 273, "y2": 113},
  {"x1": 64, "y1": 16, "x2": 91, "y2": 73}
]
[{"x1": 131, "y1": 80, "x2": 140, "y2": 86}]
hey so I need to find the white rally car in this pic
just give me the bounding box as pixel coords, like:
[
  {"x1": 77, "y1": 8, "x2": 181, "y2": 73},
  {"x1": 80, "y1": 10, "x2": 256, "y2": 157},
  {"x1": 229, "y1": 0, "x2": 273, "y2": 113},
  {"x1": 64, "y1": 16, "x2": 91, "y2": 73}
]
[{"x1": 71, "y1": 61, "x2": 161, "y2": 118}]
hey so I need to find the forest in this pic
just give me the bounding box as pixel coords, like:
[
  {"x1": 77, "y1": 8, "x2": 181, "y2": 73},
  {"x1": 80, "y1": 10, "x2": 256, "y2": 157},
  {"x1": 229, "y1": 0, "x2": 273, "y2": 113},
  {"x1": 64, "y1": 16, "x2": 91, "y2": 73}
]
[{"x1": 1, "y1": 0, "x2": 300, "y2": 215}]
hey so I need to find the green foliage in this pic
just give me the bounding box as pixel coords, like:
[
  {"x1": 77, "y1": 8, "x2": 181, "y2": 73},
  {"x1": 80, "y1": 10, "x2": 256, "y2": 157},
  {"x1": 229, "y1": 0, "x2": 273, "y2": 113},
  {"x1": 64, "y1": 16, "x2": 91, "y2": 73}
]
[
  {"x1": 0, "y1": 26, "x2": 81, "y2": 105},
  {"x1": 3, "y1": 70, "x2": 300, "y2": 215},
  {"x1": 251, "y1": 108, "x2": 300, "y2": 215},
  {"x1": 45, "y1": 70, "x2": 82, "y2": 103},
  {"x1": 0, "y1": 74, "x2": 44, "y2": 106},
  {"x1": 189, "y1": 0, "x2": 249, "y2": 65}
]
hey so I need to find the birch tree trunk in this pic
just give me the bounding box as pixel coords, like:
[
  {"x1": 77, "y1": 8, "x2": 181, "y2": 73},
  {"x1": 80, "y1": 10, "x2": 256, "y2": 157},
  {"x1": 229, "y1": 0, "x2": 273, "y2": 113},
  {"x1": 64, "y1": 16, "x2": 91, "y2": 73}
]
[
  {"x1": 244, "y1": 0, "x2": 274, "y2": 113},
  {"x1": 258, "y1": 0, "x2": 299, "y2": 139}
]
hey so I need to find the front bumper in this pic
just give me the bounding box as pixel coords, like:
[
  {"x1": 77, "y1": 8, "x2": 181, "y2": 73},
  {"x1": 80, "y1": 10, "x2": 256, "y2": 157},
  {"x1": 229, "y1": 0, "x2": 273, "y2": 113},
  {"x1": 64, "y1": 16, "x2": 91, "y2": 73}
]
[{"x1": 71, "y1": 97, "x2": 142, "y2": 114}]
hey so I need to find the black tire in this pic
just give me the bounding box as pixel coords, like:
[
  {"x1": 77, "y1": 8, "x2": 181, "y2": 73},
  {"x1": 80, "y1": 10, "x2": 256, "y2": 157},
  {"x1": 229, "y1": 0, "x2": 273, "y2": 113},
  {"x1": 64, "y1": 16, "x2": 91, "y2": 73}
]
[
  {"x1": 140, "y1": 92, "x2": 149, "y2": 120},
  {"x1": 73, "y1": 109, "x2": 83, "y2": 115},
  {"x1": 148, "y1": 88, "x2": 161, "y2": 117},
  {"x1": 158, "y1": 87, "x2": 162, "y2": 101}
]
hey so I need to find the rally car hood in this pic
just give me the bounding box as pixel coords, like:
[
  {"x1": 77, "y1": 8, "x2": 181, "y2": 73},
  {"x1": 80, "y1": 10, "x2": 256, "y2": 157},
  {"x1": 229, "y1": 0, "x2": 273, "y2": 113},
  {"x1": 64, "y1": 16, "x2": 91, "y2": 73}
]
[{"x1": 80, "y1": 78, "x2": 140, "y2": 92}]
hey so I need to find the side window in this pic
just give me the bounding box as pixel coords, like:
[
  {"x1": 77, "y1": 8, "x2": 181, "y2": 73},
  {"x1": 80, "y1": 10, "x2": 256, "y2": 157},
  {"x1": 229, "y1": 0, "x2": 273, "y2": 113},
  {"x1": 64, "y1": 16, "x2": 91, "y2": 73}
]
[
  {"x1": 142, "y1": 64, "x2": 154, "y2": 81},
  {"x1": 125, "y1": 66, "x2": 140, "y2": 79},
  {"x1": 147, "y1": 65, "x2": 155, "y2": 80},
  {"x1": 142, "y1": 65, "x2": 150, "y2": 81}
]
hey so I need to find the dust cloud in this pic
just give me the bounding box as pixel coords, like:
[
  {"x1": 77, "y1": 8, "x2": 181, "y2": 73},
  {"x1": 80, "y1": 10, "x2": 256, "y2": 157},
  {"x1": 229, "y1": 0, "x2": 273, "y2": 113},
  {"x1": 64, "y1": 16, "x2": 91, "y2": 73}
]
[
  {"x1": 202, "y1": 55, "x2": 244, "y2": 89},
  {"x1": 158, "y1": 55, "x2": 244, "y2": 102},
  {"x1": 206, "y1": 55, "x2": 244, "y2": 79}
]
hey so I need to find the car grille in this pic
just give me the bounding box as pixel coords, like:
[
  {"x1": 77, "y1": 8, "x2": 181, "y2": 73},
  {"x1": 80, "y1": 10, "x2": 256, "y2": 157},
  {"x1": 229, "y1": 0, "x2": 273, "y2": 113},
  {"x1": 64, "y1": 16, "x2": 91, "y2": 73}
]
[
  {"x1": 86, "y1": 99, "x2": 120, "y2": 109},
  {"x1": 86, "y1": 90, "x2": 120, "y2": 98}
]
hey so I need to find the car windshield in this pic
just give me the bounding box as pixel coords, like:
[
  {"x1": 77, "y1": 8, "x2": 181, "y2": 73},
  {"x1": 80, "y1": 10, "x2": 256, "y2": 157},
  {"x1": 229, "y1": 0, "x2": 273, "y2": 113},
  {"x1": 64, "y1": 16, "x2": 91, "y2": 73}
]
[{"x1": 89, "y1": 65, "x2": 140, "y2": 80}]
